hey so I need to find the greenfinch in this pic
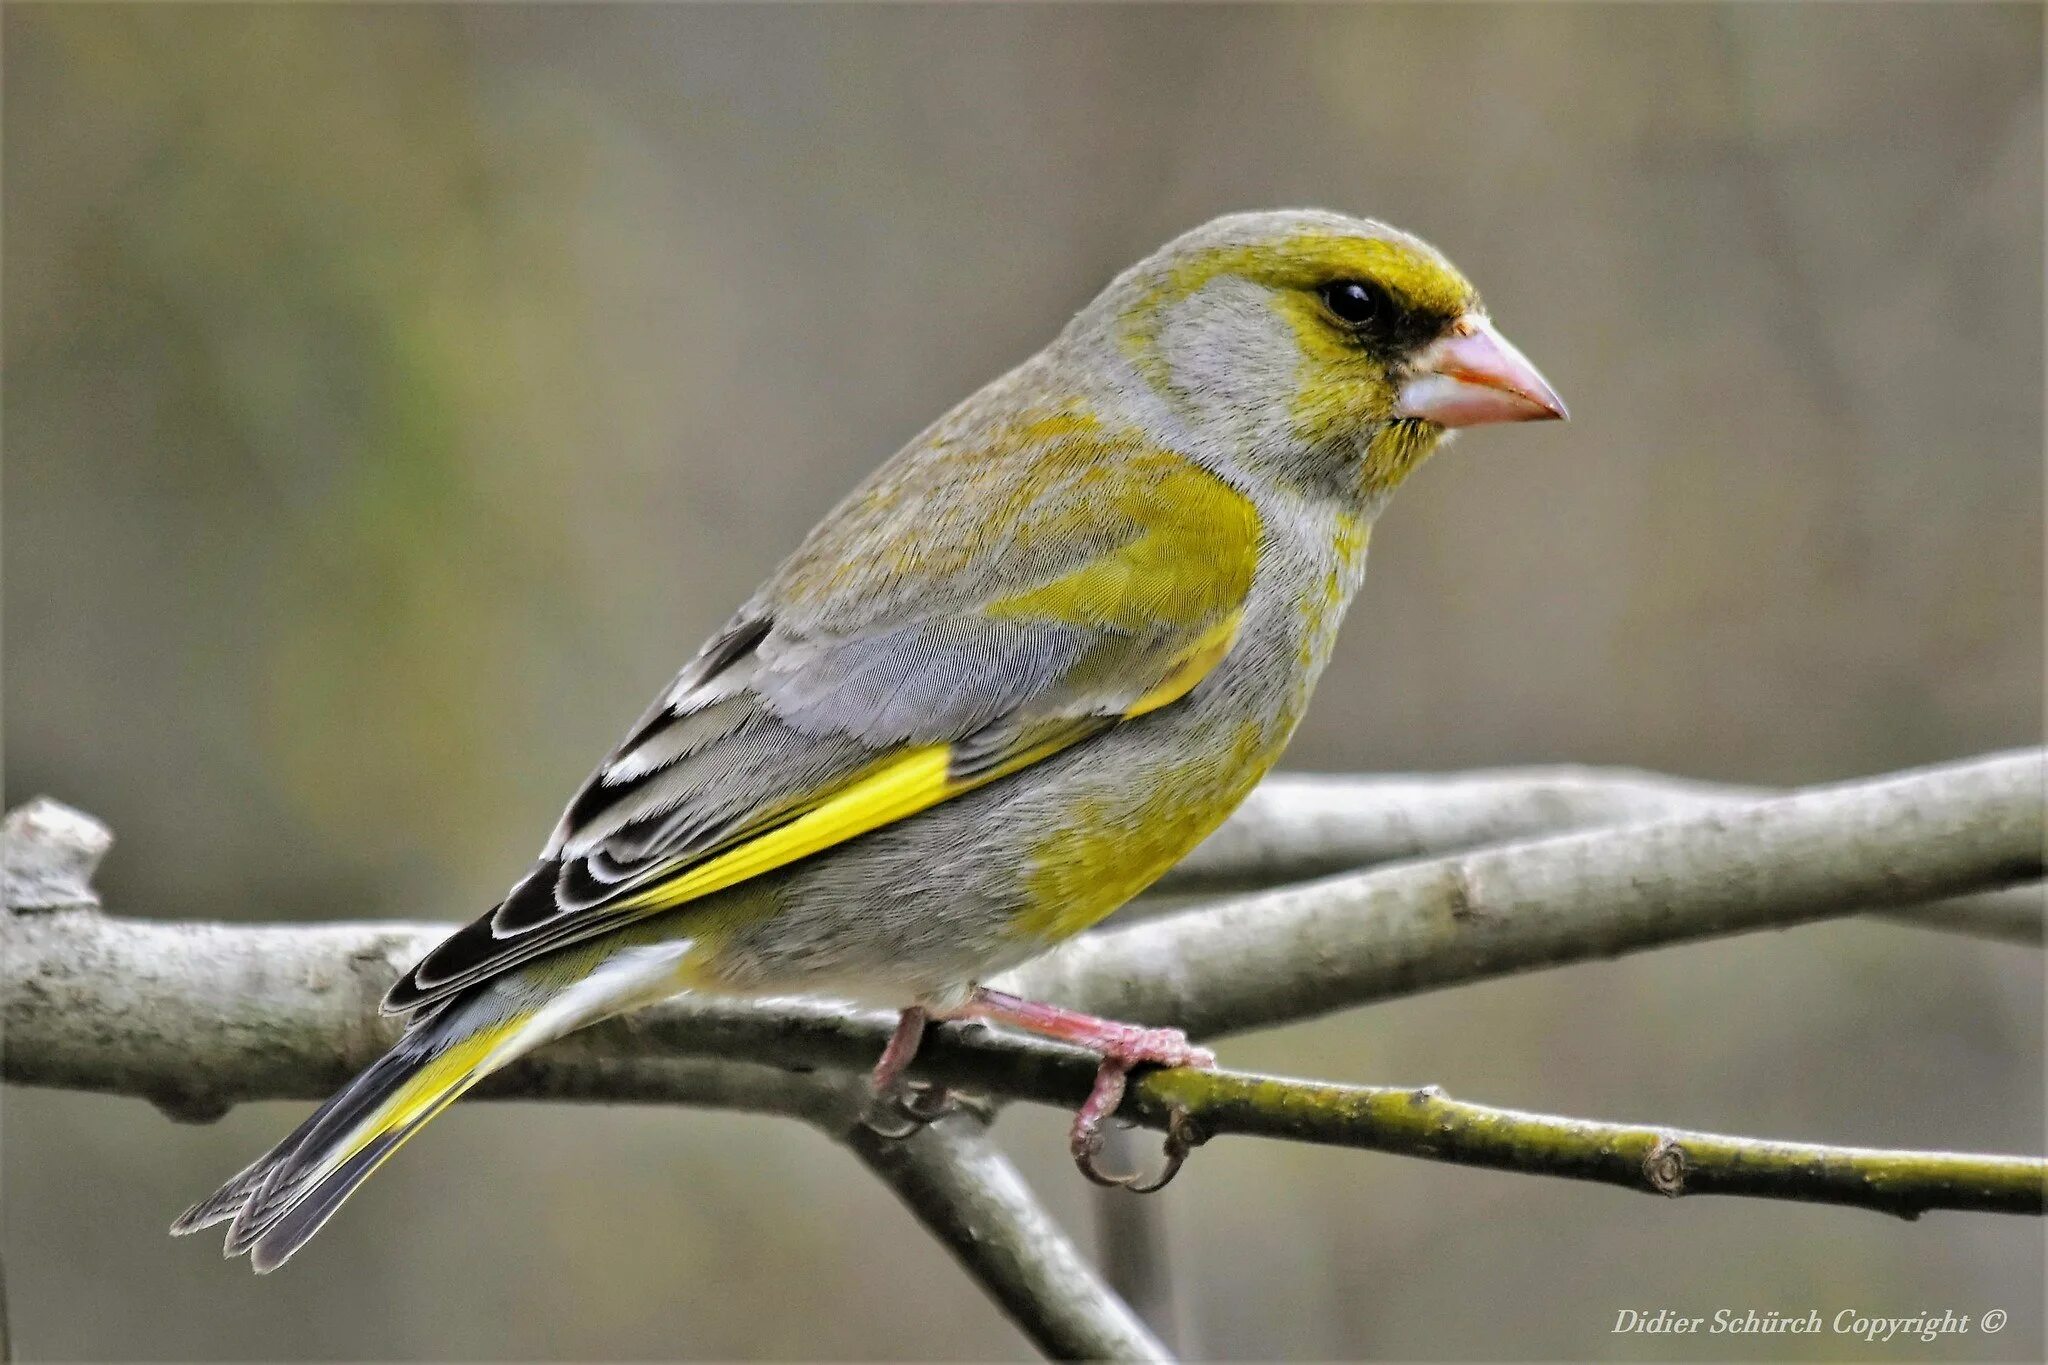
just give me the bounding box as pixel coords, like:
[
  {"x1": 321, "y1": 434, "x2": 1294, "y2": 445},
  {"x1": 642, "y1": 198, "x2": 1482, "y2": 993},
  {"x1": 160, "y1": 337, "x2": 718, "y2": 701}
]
[{"x1": 175, "y1": 208, "x2": 1563, "y2": 1270}]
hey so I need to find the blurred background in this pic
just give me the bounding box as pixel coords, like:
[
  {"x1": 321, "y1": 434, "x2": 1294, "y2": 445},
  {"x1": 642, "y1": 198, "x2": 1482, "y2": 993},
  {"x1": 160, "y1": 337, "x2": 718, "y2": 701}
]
[{"x1": 4, "y1": 3, "x2": 2042, "y2": 1360}]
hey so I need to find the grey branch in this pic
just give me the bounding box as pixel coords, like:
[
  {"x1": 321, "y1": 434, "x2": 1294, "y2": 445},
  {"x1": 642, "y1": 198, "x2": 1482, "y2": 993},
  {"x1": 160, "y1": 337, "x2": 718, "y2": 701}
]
[
  {"x1": 573, "y1": 995, "x2": 2044, "y2": 1218},
  {"x1": 834, "y1": 1107, "x2": 1173, "y2": 1361},
  {"x1": 1010, "y1": 749, "x2": 2046, "y2": 1038},
  {"x1": 5, "y1": 753, "x2": 2038, "y2": 1108},
  {"x1": 485, "y1": 1063, "x2": 1163, "y2": 1357},
  {"x1": 2, "y1": 800, "x2": 110, "y2": 911},
  {"x1": 551, "y1": 1053, "x2": 1173, "y2": 1363},
  {"x1": 4, "y1": 751, "x2": 2043, "y2": 1212},
  {"x1": 1157, "y1": 766, "x2": 2044, "y2": 942},
  {"x1": 0, "y1": 837, "x2": 1162, "y2": 1360}
]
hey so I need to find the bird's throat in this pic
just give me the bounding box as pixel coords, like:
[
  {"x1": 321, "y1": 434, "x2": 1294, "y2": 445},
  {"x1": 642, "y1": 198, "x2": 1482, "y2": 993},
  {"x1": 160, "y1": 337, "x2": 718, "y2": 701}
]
[{"x1": 1360, "y1": 418, "x2": 1447, "y2": 500}]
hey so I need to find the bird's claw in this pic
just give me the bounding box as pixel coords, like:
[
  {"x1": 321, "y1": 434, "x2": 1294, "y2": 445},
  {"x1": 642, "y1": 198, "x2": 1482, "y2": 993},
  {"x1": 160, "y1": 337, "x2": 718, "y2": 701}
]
[
  {"x1": 1072, "y1": 1091, "x2": 1207, "y2": 1192},
  {"x1": 1081, "y1": 1106, "x2": 1207, "y2": 1192},
  {"x1": 863, "y1": 1082, "x2": 957, "y2": 1140},
  {"x1": 1067, "y1": 1031, "x2": 1214, "y2": 1192},
  {"x1": 895, "y1": 1082, "x2": 959, "y2": 1125}
]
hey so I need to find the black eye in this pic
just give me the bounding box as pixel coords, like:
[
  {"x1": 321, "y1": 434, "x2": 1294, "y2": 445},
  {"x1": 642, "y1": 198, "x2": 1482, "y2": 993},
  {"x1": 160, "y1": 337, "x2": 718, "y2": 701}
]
[{"x1": 1320, "y1": 279, "x2": 1390, "y2": 329}]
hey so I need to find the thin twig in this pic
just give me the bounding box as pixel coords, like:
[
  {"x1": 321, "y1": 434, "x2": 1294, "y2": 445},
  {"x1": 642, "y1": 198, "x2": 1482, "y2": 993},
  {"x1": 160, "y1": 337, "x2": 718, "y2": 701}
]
[
  {"x1": 663, "y1": 1017, "x2": 2042, "y2": 1220},
  {"x1": 468, "y1": 1022, "x2": 2048, "y2": 1220},
  {"x1": 1116, "y1": 1071, "x2": 2048, "y2": 1220}
]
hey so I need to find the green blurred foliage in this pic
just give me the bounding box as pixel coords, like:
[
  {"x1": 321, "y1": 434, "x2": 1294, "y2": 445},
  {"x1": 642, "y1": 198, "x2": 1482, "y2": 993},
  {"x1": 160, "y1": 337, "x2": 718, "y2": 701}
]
[{"x1": 9, "y1": 6, "x2": 605, "y2": 878}]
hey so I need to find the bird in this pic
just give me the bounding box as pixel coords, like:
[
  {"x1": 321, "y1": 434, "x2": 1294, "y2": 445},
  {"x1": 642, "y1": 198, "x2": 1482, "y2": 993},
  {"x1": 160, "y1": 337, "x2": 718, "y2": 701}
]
[{"x1": 173, "y1": 207, "x2": 1564, "y2": 1271}]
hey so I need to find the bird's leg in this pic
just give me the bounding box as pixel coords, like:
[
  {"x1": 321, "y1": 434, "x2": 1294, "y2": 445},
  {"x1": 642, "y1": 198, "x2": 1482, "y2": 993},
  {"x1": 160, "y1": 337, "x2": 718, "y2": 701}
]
[
  {"x1": 960, "y1": 986, "x2": 1215, "y2": 1191},
  {"x1": 870, "y1": 1005, "x2": 929, "y2": 1093},
  {"x1": 863, "y1": 1006, "x2": 956, "y2": 1138}
]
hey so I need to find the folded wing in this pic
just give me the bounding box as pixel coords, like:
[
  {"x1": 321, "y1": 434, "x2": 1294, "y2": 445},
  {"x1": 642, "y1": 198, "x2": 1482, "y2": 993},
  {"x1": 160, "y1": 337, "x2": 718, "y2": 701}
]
[{"x1": 385, "y1": 430, "x2": 1260, "y2": 1015}]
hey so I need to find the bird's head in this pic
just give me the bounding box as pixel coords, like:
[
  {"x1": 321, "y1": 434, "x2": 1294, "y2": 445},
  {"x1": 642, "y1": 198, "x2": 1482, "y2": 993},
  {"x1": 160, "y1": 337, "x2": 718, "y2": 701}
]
[{"x1": 1087, "y1": 209, "x2": 1564, "y2": 499}]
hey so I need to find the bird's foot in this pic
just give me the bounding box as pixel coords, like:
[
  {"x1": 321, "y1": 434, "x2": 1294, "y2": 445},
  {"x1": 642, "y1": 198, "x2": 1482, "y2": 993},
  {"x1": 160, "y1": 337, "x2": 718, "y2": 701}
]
[
  {"x1": 863, "y1": 1005, "x2": 960, "y2": 1138},
  {"x1": 862, "y1": 1081, "x2": 959, "y2": 1139},
  {"x1": 963, "y1": 987, "x2": 1215, "y2": 1191},
  {"x1": 1068, "y1": 1029, "x2": 1213, "y2": 1190}
]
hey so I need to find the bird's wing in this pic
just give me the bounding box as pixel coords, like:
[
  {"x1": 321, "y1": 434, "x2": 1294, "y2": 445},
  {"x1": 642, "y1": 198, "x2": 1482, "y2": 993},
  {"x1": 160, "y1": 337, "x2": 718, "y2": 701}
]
[{"x1": 384, "y1": 432, "x2": 1260, "y2": 1014}]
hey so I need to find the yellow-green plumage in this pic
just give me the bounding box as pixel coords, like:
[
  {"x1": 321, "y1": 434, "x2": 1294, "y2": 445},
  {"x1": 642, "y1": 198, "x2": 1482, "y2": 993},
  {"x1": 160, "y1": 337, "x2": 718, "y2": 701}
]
[
  {"x1": 177, "y1": 207, "x2": 1563, "y2": 1269},
  {"x1": 1013, "y1": 719, "x2": 1278, "y2": 941}
]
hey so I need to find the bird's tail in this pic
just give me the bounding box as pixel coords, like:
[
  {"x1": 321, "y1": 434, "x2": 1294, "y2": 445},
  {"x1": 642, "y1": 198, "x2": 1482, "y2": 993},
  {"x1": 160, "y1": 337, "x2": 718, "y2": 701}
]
[{"x1": 171, "y1": 938, "x2": 692, "y2": 1272}]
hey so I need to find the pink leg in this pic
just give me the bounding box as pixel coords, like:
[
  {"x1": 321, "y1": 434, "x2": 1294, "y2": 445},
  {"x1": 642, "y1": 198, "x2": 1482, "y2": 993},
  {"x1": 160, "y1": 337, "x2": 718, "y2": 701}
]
[
  {"x1": 869, "y1": 1006, "x2": 929, "y2": 1095},
  {"x1": 962, "y1": 987, "x2": 1215, "y2": 1189},
  {"x1": 864, "y1": 1007, "x2": 954, "y2": 1138}
]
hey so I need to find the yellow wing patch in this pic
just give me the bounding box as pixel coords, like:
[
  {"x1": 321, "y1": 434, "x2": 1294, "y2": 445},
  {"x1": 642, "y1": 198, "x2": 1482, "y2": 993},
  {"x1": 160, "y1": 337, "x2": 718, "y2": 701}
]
[
  {"x1": 611, "y1": 611, "x2": 1247, "y2": 920},
  {"x1": 984, "y1": 461, "x2": 1259, "y2": 632},
  {"x1": 1127, "y1": 611, "x2": 1243, "y2": 716},
  {"x1": 609, "y1": 455, "x2": 1258, "y2": 920},
  {"x1": 617, "y1": 745, "x2": 955, "y2": 913}
]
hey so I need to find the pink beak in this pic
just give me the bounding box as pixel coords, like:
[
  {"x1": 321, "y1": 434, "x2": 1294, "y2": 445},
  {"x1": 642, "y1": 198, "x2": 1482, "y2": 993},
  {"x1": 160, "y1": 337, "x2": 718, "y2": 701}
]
[{"x1": 1395, "y1": 315, "x2": 1567, "y2": 428}]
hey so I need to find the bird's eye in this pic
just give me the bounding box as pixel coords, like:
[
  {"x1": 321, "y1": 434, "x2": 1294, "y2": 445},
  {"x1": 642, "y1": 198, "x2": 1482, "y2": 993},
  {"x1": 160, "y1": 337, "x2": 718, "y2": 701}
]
[{"x1": 1319, "y1": 280, "x2": 1390, "y2": 329}]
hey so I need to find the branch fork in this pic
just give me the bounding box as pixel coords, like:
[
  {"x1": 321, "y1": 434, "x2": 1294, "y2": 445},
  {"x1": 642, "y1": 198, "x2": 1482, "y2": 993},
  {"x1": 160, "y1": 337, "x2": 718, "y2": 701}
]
[{"x1": 4, "y1": 750, "x2": 2044, "y2": 1358}]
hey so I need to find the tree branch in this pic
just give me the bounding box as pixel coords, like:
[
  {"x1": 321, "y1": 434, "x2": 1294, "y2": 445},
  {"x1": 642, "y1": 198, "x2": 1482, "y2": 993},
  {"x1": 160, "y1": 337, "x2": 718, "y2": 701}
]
[
  {"x1": 475, "y1": 1061, "x2": 1171, "y2": 1360},
  {"x1": 566, "y1": 1000, "x2": 2044, "y2": 1219},
  {"x1": 1158, "y1": 766, "x2": 2044, "y2": 942},
  {"x1": 456, "y1": 1001, "x2": 2048, "y2": 1220},
  {"x1": 501, "y1": 1056, "x2": 1173, "y2": 1357},
  {"x1": 1162, "y1": 766, "x2": 1761, "y2": 889},
  {"x1": 9, "y1": 753, "x2": 2037, "y2": 1116},
  {"x1": 5, "y1": 751, "x2": 2042, "y2": 1221},
  {"x1": 406, "y1": 1010, "x2": 2048, "y2": 1220},
  {"x1": 830, "y1": 1106, "x2": 1173, "y2": 1361},
  {"x1": 1114, "y1": 1072, "x2": 2047, "y2": 1220},
  {"x1": 1010, "y1": 749, "x2": 2045, "y2": 1038}
]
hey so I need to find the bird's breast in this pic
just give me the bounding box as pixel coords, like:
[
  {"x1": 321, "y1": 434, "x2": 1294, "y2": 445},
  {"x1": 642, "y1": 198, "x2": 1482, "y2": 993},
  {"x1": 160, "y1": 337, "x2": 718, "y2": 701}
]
[
  {"x1": 1006, "y1": 503, "x2": 1373, "y2": 945},
  {"x1": 1005, "y1": 716, "x2": 1285, "y2": 944}
]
